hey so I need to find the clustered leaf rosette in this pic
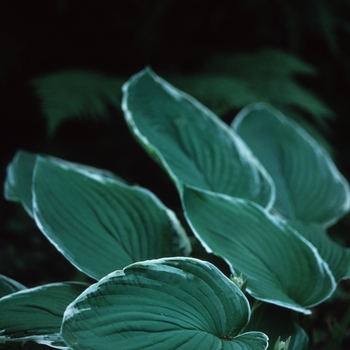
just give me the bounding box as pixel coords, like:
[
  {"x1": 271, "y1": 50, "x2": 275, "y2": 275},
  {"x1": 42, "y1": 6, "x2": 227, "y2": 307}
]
[{"x1": 1, "y1": 67, "x2": 350, "y2": 350}]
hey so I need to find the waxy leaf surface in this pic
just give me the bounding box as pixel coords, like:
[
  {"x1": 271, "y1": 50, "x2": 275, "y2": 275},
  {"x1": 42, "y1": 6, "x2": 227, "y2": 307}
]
[
  {"x1": 233, "y1": 103, "x2": 350, "y2": 227},
  {"x1": 182, "y1": 186, "x2": 336, "y2": 313},
  {"x1": 122, "y1": 68, "x2": 274, "y2": 208},
  {"x1": 4, "y1": 150, "x2": 124, "y2": 217},
  {"x1": 61, "y1": 258, "x2": 268, "y2": 350},
  {"x1": 0, "y1": 282, "x2": 87, "y2": 348},
  {"x1": 291, "y1": 221, "x2": 350, "y2": 282},
  {"x1": 32, "y1": 157, "x2": 190, "y2": 280}
]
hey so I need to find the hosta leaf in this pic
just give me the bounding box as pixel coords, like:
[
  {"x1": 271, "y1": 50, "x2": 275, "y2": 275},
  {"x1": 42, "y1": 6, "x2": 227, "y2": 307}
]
[
  {"x1": 122, "y1": 68, "x2": 274, "y2": 209},
  {"x1": 4, "y1": 150, "x2": 123, "y2": 217},
  {"x1": 32, "y1": 70, "x2": 124, "y2": 135},
  {"x1": 4, "y1": 150, "x2": 37, "y2": 217},
  {"x1": 61, "y1": 257, "x2": 268, "y2": 350},
  {"x1": 32, "y1": 156, "x2": 190, "y2": 280},
  {"x1": 291, "y1": 221, "x2": 350, "y2": 282},
  {"x1": 243, "y1": 303, "x2": 309, "y2": 350},
  {"x1": 233, "y1": 103, "x2": 350, "y2": 227},
  {"x1": 182, "y1": 186, "x2": 336, "y2": 313},
  {"x1": 0, "y1": 275, "x2": 26, "y2": 298},
  {"x1": 0, "y1": 282, "x2": 87, "y2": 348}
]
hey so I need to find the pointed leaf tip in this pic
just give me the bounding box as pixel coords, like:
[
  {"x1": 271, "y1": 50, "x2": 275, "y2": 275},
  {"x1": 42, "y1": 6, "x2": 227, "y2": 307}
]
[
  {"x1": 4, "y1": 150, "x2": 37, "y2": 217},
  {"x1": 32, "y1": 156, "x2": 190, "y2": 280},
  {"x1": 122, "y1": 69, "x2": 275, "y2": 209},
  {"x1": 182, "y1": 186, "x2": 336, "y2": 313},
  {"x1": 233, "y1": 103, "x2": 350, "y2": 227}
]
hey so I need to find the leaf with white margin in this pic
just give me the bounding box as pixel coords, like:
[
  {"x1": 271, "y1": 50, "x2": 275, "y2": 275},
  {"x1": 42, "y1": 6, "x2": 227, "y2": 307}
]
[
  {"x1": 122, "y1": 68, "x2": 275, "y2": 209},
  {"x1": 61, "y1": 257, "x2": 268, "y2": 350},
  {"x1": 4, "y1": 150, "x2": 37, "y2": 217},
  {"x1": 0, "y1": 282, "x2": 88, "y2": 349},
  {"x1": 4, "y1": 150, "x2": 126, "y2": 218},
  {"x1": 33, "y1": 156, "x2": 191, "y2": 280},
  {"x1": 0, "y1": 275, "x2": 26, "y2": 298},
  {"x1": 182, "y1": 186, "x2": 336, "y2": 314},
  {"x1": 232, "y1": 103, "x2": 350, "y2": 227},
  {"x1": 243, "y1": 303, "x2": 309, "y2": 350},
  {"x1": 291, "y1": 221, "x2": 350, "y2": 282}
]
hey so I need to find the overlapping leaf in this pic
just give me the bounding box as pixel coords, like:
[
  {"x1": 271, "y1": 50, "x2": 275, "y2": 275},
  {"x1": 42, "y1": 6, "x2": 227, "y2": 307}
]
[
  {"x1": 61, "y1": 258, "x2": 268, "y2": 350},
  {"x1": 291, "y1": 221, "x2": 350, "y2": 282},
  {"x1": 122, "y1": 68, "x2": 274, "y2": 208},
  {"x1": 4, "y1": 151, "x2": 37, "y2": 217},
  {"x1": 233, "y1": 103, "x2": 350, "y2": 227},
  {"x1": 182, "y1": 186, "x2": 336, "y2": 313},
  {"x1": 232, "y1": 104, "x2": 350, "y2": 281},
  {"x1": 4, "y1": 151, "x2": 125, "y2": 218},
  {"x1": 0, "y1": 275, "x2": 26, "y2": 298},
  {"x1": 0, "y1": 282, "x2": 87, "y2": 348},
  {"x1": 32, "y1": 156, "x2": 190, "y2": 280},
  {"x1": 243, "y1": 303, "x2": 309, "y2": 350}
]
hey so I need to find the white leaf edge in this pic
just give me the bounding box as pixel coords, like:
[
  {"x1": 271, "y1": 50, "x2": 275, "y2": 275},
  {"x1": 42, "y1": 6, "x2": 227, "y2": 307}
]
[{"x1": 122, "y1": 68, "x2": 276, "y2": 210}]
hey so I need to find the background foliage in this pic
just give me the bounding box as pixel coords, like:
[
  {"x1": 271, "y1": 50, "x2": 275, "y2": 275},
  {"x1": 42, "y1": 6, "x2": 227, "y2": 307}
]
[{"x1": 1, "y1": 1, "x2": 350, "y2": 348}]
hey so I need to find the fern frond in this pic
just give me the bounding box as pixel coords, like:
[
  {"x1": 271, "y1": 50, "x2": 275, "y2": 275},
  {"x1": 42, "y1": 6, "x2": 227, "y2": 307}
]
[
  {"x1": 32, "y1": 70, "x2": 125, "y2": 135},
  {"x1": 201, "y1": 49, "x2": 333, "y2": 128},
  {"x1": 166, "y1": 74, "x2": 259, "y2": 116},
  {"x1": 204, "y1": 49, "x2": 316, "y2": 77}
]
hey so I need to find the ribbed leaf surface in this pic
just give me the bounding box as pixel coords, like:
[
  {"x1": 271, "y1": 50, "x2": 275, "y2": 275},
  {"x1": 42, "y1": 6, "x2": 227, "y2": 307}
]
[
  {"x1": 33, "y1": 157, "x2": 190, "y2": 280},
  {"x1": 122, "y1": 68, "x2": 274, "y2": 208},
  {"x1": 61, "y1": 258, "x2": 268, "y2": 350},
  {"x1": 291, "y1": 221, "x2": 350, "y2": 282},
  {"x1": 182, "y1": 186, "x2": 336, "y2": 313},
  {"x1": 233, "y1": 103, "x2": 350, "y2": 227},
  {"x1": 0, "y1": 282, "x2": 87, "y2": 348},
  {"x1": 4, "y1": 150, "x2": 124, "y2": 217}
]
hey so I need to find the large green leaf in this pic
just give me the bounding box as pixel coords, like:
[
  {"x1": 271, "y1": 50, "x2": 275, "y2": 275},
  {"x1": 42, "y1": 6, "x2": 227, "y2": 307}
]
[
  {"x1": 122, "y1": 68, "x2": 274, "y2": 208},
  {"x1": 0, "y1": 275, "x2": 26, "y2": 298},
  {"x1": 4, "y1": 151, "x2": 37, "y2": 217},
  {"x1": 32, "y1": 156, "x2": 190, "y2": 280},
  {"x1": 182, "y1": 186, "x2": 336, "y2": 313},
  {"x1": 291, "y1": 221, "x2": 350, "y2": 282},
  {"x1": 243, "y1": 303, "x2": 309, "y2": 350},
  {"x1": 4, "y1": 150, "x2": 124, "y2": 217},
  {"x1": 61, "y1": 257, "x2": 268, "y2": 350},
  {"x1": 233, "y1": 103, "x2": 350, "y2": 227},
  {"x1": 0, "y1": 282, "x2": 87, "y2": 348}
]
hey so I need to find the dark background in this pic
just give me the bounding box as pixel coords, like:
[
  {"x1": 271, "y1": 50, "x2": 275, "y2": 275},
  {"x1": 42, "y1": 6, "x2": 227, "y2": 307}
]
[{"x1": 1, "y1": 1, "x2": 350, "y2": 348}]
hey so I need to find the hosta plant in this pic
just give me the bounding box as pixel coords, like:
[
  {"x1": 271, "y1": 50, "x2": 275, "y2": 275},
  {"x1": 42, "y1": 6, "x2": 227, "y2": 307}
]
[{"x1": 1, "y1": 68, "x2": 350, "y2": 349}]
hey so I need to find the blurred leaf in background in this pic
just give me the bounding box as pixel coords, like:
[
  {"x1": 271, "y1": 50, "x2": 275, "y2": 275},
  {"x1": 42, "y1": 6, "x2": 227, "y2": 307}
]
[
  {"x1": 31, "y1": 71, "x2": 125, "y2": 136},
  {"x1": 167, "y1": 49, "x2": 334, "y2": 151}
]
